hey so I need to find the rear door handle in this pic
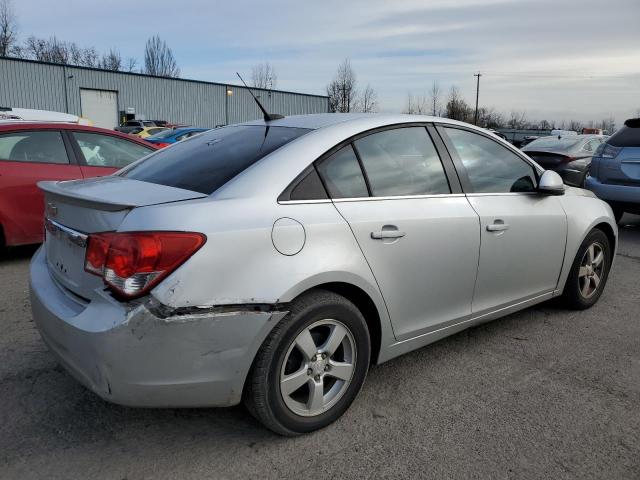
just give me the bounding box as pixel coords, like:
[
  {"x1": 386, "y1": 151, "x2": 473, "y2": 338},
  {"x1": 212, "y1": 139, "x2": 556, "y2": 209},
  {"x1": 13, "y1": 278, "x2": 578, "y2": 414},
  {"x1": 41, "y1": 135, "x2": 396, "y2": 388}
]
[
  {"x1": 486, "y1": 221, "x2": 509, "y2": 232},
  {"x1": 371, "y1": 230, "x2": 406, "y2": 239}
]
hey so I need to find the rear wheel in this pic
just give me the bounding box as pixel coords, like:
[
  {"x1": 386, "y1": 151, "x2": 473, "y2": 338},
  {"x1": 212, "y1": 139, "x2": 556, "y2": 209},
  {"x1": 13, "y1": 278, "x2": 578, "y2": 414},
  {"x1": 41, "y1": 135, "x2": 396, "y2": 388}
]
[
  {"x1": 244, "y1": 289, "x2": 370, "y2": 436},
  {"x1": 560, "y1": 228, "x2": 612, "y2": 310}
]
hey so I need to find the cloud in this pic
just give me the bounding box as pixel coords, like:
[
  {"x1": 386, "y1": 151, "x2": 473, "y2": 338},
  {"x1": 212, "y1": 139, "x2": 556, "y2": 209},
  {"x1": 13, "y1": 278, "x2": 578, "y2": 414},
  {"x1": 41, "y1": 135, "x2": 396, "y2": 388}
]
[{"x1": 11, "y1": 0, "x2": 640, "y2": 124}]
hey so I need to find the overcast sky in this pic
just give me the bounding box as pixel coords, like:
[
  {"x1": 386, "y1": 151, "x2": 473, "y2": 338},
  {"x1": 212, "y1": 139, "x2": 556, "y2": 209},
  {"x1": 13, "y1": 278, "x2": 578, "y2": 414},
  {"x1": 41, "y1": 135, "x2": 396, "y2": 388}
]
[{"x1": 12, "y1": 0, "x2": 640, "y2": 126}]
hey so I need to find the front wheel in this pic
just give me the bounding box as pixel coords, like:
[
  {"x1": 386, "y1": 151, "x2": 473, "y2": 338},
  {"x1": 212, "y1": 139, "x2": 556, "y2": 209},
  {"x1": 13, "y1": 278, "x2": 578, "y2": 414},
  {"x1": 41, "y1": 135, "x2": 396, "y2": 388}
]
[
  {"x1": 560, "y1": 228, "x2": 612, "y2": 310},
  {"x1": 244, "y1": 289, "x2": 370, "y2": 436}
]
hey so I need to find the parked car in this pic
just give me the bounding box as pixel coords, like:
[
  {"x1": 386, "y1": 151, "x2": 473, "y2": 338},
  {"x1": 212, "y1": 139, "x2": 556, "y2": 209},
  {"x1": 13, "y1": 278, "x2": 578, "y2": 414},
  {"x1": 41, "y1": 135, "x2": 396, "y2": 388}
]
[
  {"x1": 145, "y1": 127, "x2": 210, "y2": 147},
  {"x1": 585, "y1": 118, "x2": 640, "y2": 222},
  {"x1": 0, "y1": 122, "x2": 158, "y2": 248},
  {"x1": 115, "y1": 120, "x2": 158, "y2": 134},
  {"x1": 1, "y1": 106, "x2": 92, "y2": 125},
  {"x1": 520, "y1": 135, "x2": 540, "y2": 147},
  {"x1": 133, "y1": 126, "x2": 169, "y2": 139},
  {"x1": 31, "y1": 114, "x2": 617, "y2": 436},
  {"x1": 522, "y1": 134, "x2": 606, "y2": 186}
]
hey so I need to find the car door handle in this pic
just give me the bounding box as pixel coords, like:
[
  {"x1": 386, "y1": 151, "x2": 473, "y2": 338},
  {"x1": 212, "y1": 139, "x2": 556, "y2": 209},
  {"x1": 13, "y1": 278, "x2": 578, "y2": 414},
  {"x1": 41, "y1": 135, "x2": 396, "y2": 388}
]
[
  {"x1": 486, "y1": 222, "x2": 509, "y2": 232},
  {"x1": 371, "y1": 230, "x2": 406, "y2": 240}
]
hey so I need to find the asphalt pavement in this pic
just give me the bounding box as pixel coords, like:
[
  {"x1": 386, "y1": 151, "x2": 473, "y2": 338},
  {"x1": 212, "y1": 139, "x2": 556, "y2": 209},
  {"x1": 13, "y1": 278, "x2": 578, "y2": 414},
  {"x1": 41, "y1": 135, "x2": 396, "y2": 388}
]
[{"x1": 1, "y1": 216, "x2": 639, "y2": 479}]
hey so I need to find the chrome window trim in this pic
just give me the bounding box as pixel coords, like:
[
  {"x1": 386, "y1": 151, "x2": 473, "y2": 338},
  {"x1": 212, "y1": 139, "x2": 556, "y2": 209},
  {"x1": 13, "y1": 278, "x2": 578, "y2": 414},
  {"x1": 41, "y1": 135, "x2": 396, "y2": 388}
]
[
  {"x1": 465, "y1": 192, "x2": 538, "y2": 197},
  {"x1": 333, "y1": 193, "x2": 465, "y2": 203},
  {"x1": 278, "y1": 199, "x2": 333, "y2": 205}
]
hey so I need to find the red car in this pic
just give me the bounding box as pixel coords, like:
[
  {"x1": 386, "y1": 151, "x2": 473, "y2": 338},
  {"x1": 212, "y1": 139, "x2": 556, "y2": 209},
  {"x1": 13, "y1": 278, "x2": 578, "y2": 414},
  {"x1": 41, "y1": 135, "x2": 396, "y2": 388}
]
[{"x1": 0, "y1": 122, "x2": 159, "y2": 248}]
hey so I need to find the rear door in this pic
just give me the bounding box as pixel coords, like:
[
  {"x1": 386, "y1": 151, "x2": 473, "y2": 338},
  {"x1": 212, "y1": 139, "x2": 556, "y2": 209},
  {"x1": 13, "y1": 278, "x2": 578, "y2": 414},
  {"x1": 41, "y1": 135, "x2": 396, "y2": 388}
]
[
  {"x1": 438, "y1": 125, "x2": 567, "y2": 315},
  {"x1": 67, "y1": 130, "x2": 156, "y2": 178},
  {"x1": 0, "y1": 129, "x2": 81, "y2": 245},
  {"x1": 317, "y1": 125, "x2": 481, "y2": 341}
]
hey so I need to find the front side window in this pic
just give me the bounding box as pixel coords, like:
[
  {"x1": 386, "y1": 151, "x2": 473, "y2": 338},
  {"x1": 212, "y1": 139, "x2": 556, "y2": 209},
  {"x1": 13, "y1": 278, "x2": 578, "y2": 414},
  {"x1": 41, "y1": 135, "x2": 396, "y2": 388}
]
[
  {"x1": 0, "y1": 130, "x2": 69, "y2": 164},
  {"x1": 123, "y1": 125, "x2": 310, "y2": 194},
  {"x1": 354, "y1": 127, "x2": 450, "y2": 196},
  {"x1": 316, "y1": 145, "x2": 368, "y2": 199},
  {"x1": 444, "y1": 127, "x2": 537, "y2": 193},
  {"x1": 72, "y1": 132, "x2": 154, "y2": 168}
]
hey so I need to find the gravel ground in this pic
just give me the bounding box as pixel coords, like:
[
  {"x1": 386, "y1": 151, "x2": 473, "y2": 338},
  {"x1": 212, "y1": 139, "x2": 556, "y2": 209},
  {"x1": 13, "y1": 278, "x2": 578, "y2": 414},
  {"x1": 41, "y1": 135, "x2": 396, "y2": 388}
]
[{"x1": 1, "y1": 215, "x2": 639, "y2": 480}]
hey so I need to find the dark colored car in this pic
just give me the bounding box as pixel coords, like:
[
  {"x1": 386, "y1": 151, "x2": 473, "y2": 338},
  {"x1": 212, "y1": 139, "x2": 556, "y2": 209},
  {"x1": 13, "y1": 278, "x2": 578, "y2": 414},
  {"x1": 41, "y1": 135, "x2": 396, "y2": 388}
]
[
  {"x1": 145, "y1": 127, "x2": 210, "y2": 148},
  {"x1": 520, "y1": 135, "x2": 540, "y2": 148},
  {"x1": 522, "y1": 134, "x2": 606, "y2": 187},
  {"x1": 0, "y1": 122, "x2": 158, "y2": 248},
  {"x1": 586, "y1": 118, "x2": 640, "y2": 222}
]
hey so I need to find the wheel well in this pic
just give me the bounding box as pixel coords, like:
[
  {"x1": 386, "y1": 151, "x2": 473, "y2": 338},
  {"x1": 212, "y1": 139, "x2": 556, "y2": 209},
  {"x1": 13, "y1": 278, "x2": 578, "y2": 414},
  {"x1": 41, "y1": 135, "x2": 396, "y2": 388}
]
[
  {"x1": 301, "y1": 282, "x2": 382, "y2": 365},
  {"x1": 594, "y1": 222, "x2": 616, "y2": 254}
]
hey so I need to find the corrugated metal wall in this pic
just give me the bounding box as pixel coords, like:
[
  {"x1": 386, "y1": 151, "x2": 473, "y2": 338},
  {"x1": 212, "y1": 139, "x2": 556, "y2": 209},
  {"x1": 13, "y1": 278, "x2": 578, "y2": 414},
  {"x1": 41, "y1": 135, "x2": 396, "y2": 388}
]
[{"x1": 0, "y1": 57, "x2": 329, "y2": 127}]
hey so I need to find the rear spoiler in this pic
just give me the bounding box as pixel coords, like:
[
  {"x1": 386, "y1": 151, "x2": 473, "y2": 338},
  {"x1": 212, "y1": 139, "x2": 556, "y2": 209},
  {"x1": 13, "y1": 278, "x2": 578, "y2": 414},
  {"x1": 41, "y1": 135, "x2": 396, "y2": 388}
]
[
  {"x1": 37, "y1": 177, "x2": 208, "y2": 212},
  {"x1": 38, "y1": 181, "x2": 135, "y2": 212}
]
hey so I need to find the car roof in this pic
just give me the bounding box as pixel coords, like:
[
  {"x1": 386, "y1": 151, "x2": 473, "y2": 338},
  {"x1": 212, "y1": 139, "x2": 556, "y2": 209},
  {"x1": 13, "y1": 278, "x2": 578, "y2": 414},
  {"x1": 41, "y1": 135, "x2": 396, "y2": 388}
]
[
  {"x1": 0, "y1": 121, "x2": 160, "y2": 147},
  {"x1": 241, "y1": 113, "x2": 470, "y2": 131}
]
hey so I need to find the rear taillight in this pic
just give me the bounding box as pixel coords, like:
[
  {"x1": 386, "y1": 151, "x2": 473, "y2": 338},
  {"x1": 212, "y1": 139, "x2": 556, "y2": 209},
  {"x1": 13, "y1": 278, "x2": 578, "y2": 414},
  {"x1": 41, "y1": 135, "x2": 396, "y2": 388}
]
[
  {"x1": 84, "y1": 231, "x2": 206, "y2": 299},
  {"x1": 598, "y1": 143, "x2": 622, "y2": 159},
  {"x1": 155, "y1": 142, "x2": 171, "y2": 148}
]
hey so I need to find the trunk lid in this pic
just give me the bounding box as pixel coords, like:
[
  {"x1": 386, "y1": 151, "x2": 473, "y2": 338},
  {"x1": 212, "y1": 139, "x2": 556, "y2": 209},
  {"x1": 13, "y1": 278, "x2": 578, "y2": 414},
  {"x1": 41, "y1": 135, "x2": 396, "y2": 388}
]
[
  {"x1": 525, "y1": 151, "x2": 574, "y2": 169},
  {"x1": 39, "y1": 176, "x2": 206, "y2": 300}
]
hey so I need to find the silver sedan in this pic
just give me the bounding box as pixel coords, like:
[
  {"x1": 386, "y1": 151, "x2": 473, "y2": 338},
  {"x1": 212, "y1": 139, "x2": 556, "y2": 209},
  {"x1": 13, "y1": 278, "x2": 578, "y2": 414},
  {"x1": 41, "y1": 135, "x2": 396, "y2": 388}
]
[{"x1": 30, "y1": 114, "x2": 617, "y2": 435}]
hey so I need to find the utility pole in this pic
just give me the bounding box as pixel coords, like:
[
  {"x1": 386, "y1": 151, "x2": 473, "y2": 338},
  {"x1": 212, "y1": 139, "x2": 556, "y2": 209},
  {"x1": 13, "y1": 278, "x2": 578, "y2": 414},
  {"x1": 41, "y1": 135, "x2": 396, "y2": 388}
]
[{"x1": 473, "y1": 72, "x2": 482, "y2": 125}]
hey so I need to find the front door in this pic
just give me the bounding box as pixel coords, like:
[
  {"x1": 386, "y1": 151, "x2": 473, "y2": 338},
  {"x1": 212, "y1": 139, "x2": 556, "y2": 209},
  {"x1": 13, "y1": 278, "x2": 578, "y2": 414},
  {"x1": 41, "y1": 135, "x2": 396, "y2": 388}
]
[
  {"x1": 316, "y1": 126, "x2": 480, "y2": 341},
  {"x1": 439, "y1": 126, "x2": 567, "y2": 314}
]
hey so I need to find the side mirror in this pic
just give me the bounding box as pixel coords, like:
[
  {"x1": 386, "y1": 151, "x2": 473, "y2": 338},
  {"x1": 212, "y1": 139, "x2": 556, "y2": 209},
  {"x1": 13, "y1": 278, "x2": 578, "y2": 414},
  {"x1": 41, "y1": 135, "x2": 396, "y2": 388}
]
[{"x1": 537, "y1": 170, "x2": 565, "y2": 195}]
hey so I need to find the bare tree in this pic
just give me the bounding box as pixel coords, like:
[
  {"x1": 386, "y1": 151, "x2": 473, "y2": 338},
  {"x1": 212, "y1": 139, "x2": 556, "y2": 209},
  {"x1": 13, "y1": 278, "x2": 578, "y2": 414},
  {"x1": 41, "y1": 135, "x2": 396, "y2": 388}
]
[
  {"x1": 507, "y1": 111, "x2": 528, "y2": 129},
  {"x1": 567, "y1": 120, "x2": 583, "y2": 132},
  {"x1": 403, "y1": 92, "x2": 428, "y2": 114},
  {"x1": 144, "y1": 35, "x2": 179, "y2": 77},
  {"x1": 0, "y1": 0, "x2": 18, "y2": 56},
  {"x1": 99, "y1": 49, "x2": 122, "y2": 71},
  {"x1": 445, "y1": 86, "x2": 472, "y2": 122},
  {"x1": 251, "y1": 62, "x2": 277, "y2": 89},
  {"x1": 126, "y1": 57, "x2": 138, "y2": 73},
  {"x1": 358, "y1": 84, "x2": 377, "y2": 113},
  {"x1": 327, "y1": 59, "x2": 357, "y2": 113},
  {"x1": 429, "y1": 81, "x2": 442, "y2": 116}
]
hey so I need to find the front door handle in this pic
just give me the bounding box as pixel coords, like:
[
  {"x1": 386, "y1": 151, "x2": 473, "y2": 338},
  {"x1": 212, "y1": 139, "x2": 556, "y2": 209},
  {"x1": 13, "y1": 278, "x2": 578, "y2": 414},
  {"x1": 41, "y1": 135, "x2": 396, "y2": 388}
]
[
  {"x1": 371, "y1": 230, "x2": 406, "y2": 240},
  {"x1": 486, "y1": 220, "x2": 509, "y2": 232}
]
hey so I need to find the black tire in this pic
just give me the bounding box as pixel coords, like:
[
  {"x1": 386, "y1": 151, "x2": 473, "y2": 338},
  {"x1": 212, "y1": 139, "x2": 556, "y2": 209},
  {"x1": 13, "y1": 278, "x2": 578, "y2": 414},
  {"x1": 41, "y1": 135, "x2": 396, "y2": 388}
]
[
  {"x1": 610, "y1": 205, "x2": 624, "y2": 224},
  {"x1": 243, "y1": 289, "x2": 370, "y2": 436},
  {"x1": 560, "y1": 228, "x2": 612, "y2": 310}
]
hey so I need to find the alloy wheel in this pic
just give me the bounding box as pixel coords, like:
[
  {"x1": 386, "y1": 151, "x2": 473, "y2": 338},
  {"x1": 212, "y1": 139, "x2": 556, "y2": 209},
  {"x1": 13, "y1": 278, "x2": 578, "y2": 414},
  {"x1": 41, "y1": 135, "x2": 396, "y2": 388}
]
[
  {"x1": 578, "y1": 242, "x2": 605, "y2": 299},
  {"x1": 279, "y1": 319, "x2": 356, "y2": 417}
]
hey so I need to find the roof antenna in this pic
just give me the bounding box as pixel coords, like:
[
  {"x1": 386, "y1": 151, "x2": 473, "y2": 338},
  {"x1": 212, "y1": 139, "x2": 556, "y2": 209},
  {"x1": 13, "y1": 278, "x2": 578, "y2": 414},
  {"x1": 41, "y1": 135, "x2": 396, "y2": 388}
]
[{"x1": 236, "y1": 72, "x2": 284, "y2": 122}]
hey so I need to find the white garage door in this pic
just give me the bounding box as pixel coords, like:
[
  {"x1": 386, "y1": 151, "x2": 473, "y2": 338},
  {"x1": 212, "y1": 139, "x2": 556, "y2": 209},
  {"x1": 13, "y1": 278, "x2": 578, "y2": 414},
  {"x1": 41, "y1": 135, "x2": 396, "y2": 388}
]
[{"x1": 80, "y1": 89, "x2": 118, "y2": 129}]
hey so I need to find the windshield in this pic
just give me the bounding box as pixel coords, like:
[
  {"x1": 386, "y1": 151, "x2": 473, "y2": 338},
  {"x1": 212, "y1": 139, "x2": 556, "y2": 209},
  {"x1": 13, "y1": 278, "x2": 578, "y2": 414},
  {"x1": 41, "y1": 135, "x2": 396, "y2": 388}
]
[
  {"x1": 122, "y1": 125, "x2": 311, "y2": 194},
  {"x1": 147, "y1": 129, "x2": 184, "y2": 140},
  {"x1": 524, "y1": 136, "x2": 583, "y2": 151}
]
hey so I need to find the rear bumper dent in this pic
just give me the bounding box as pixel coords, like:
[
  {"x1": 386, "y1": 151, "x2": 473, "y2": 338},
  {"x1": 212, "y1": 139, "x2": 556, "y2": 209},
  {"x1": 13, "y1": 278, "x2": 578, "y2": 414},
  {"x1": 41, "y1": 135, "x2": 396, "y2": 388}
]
[{"x1": 29, "y1": 247, "x2": 287, "y2": 407}]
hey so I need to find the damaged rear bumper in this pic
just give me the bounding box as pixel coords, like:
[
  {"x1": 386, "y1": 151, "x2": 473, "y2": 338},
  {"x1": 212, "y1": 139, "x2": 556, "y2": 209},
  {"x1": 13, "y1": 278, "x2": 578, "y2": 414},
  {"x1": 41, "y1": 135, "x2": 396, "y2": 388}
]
[{"x1": 29, "y1": 247, "x2": 287, "y2": 408}]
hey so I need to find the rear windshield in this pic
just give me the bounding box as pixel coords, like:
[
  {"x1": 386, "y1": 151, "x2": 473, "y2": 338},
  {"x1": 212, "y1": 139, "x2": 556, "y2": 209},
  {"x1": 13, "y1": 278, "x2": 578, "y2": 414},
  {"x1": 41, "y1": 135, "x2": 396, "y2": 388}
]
[
  {"x1": 148, "y1": 129, "x2": 182, "y2": 140},
  {"x1": 122, "y1": 125, "x2": 311, "y2": 194},
  {"x1": 524, "y1": 136, "x2": 582, "y2": 151},
  {"x1": 607, "y1": 124, "x2": 640, "y2": 148}
]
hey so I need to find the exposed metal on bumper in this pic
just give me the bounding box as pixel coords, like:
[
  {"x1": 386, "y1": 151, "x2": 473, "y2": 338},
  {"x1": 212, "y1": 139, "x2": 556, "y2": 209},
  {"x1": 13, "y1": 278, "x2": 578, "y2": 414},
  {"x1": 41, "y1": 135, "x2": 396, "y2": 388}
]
[{"x1": 29, "y1": 247, "x2": 287, "y2": 408}]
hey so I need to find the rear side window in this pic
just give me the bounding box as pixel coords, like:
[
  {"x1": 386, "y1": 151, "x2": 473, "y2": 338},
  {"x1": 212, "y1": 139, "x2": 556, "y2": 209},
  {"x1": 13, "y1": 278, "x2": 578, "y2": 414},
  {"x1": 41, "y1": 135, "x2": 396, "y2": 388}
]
[
  {"x1": 0, "y1": 131, "x2": 69, "y2": 164},
  {"x1": 354, "y1": 127, "x2": 450, "y2": 196},
  {"x1": 123, "y1": 125, "x2": 310, "y2": 194},
  {"x1": 607, "y1": 123, "x2": 640, "y2": 147},
  {"x1": 316, "y1": 145, "x2": 368, "y2": 199},
  {"x1": 71, "y1": 132, "x2": 154, "y2": 168}
]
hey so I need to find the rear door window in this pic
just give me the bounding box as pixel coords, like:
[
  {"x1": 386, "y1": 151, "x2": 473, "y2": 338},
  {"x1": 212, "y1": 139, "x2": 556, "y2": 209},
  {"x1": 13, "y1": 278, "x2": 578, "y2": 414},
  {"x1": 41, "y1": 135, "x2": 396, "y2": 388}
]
[
  {"x1": 71, "y1": 132, "x2": 155, "y2": 168},
  {"x1": 0, "y1": 130, "x2": 69, "y2": 164},
  {"x1": 354, "y1": 127, "x2": 450, "y2": 196},
  {"x1": 316, "y1": 145, "x2": 369, "y2": 199},
  {"x1": 123, "y1": 125, "x2": 310, "y2": 194}
]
